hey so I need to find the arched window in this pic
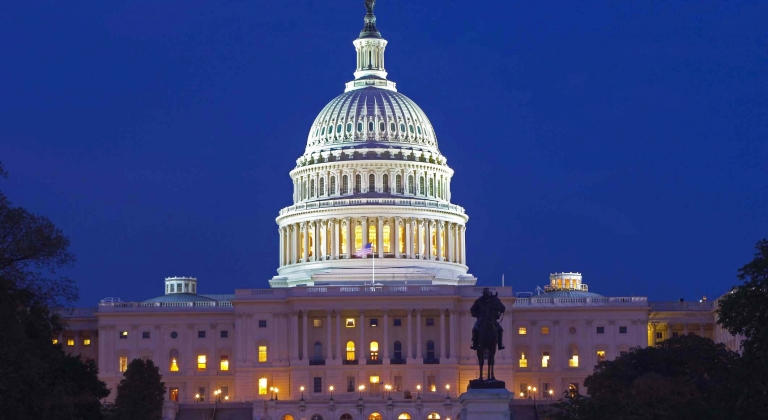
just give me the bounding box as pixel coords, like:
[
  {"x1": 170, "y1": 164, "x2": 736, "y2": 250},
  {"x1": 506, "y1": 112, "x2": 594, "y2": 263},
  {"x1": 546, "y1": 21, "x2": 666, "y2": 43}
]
[
  {"x1": 330, "y1": 176, "x2": 336, "y2": 195},
  {"x1": 368, "y1": 224, "x2": 377, "y2": 253},
  {"x1": 357, "y1": 122, "x2": 363, "y2": 132},
  {"x1": 302, "y1": 180, "x2": 307, "y2": 199},
  {"x1": 395, "y1": 175, "x2": 402, "y2": 193},
  {"x1": 341, "y1": 415, "x2": 353, "y2": 420},
  {"x1": 368, "y1": 121, "x2": 374, "y2": 132},
  {"x1": 321, "y1": 127, "x2": 325, "y2": 135},
  {"x1": 429, "y1": 178, "x2": 434, "y2": 196},
  {"x1": 370, "y1": 341, "x2": 379, "y2": 361},
  {"x1": 313, "y1": 342, "x2": 322, "y2": 361},
  {"x1": 419, "y1": 177, "x2": 425, "y2": 195},
  {"x1": 393, "y1": 341, "x2": 402, "y2": 361},
  {"x1": 369, "y1": 414, "x2": 383, "y2": 420},
  {"x1": 169, "y1": 349, "x2": 179, "y2": 372},
  {"x1": 368, "y1": 174, "x2": 375, "y2": 192},
  {"x1": 355, "y1": 175, "x2": 362, "y2": 194},
  {"x1": 383, "y1": 174, "x2": 389, "y2": 193},
  {"x1": 354, "y1": 225, "x2": 363, "y2": 252},
  {"x1": 398, "y1": 414, "x2": 412, "y2": 420},
  {"x1": 408, "y1": 175, "x2": 414, "y2": 194},
  {"x1": 328, "y1": 125, "x2": 333, "y2": 136},
  {"x1": 347, "y1": 123, "x2": 352, "y2": 133},
  {"x1": 427, "y1": 413, "x2": 441, "y2": 419},
  {"x1": 383, "y1": 225, "x2": 391, "y2": 253},
  {"x1": 400, "y1": 123, "x2": 406, "y2": 132},
  {"x1": 342, "y1": 175, "x2": 349, "y2": 194},
  {"x1": 282, "y1": 415, "x2": 295, "y2": 420},
  {"x1": 319, "y1": 178, "x2": 325, "y2": 196},
  {"x1": 379, "y1": 121, "x2": 385, "y2": 131},
  {"x1": 437, "y1": 178, "x2": 442, "y2": 198},
  {"x1": 390, "y1": 122, "x2": 396, "y2": 132},
  {"x1": 337, "y1": 124, "x2": 342, "y2": 134},
  {"x1": 417, "y1": 126, "x2": 422, "y2": 135},
  {"x1": 311, "y1": 415, "x2": 324, "y2": 420},
  {"x1": 426, "y1": 340, "x2": 435, "y2": 360},
  {"x1": 346, "y1": 341, "x2": 356, "y2": 361},
  {"x1": 409, "y1": 124, "x2": 414, "y2": 134},
  {"x1": 310, "y1": 179, "x2": 315, "y2": 198}
]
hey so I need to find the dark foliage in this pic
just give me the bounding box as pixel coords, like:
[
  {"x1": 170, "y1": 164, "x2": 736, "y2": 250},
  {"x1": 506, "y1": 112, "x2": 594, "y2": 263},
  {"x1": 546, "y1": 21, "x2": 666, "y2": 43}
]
[{"x1": 113, "y1": 358, "x2": 166, "y2": 420}]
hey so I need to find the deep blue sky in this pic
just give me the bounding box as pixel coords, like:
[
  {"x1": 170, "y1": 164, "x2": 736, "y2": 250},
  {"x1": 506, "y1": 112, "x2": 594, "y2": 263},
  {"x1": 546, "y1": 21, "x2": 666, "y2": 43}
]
[{"x1": 1, "y1": 1, "x2": 766, "y2": 306}]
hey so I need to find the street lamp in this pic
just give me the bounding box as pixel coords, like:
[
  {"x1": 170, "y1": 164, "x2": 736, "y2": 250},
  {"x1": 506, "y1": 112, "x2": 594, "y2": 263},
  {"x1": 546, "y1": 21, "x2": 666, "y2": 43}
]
[
  {"x1": 532, "y1": 387, "x2": 537, "y2": 403},
  {"x1": 269, "y1": 387, "x2": 274, "y2": 401},
  {"x1": 214, "y1": 389, "x2": 221, "y2": 402},
  {"x1": 385, "y1": 384, "x2": 392, "y2": 398},
  {"x1": 195, "y1": 393, "x2": 200, "y2": 403},
  {"x1": 519, "y1": 391, "x2": 524, "y2": 399},
  {"x1": 548, "y1": 389, "x2": 554, "y2": 399},
  {"x1": 416, "y1": 385, "x2": 421, "y2": 398},
  {"x1": 358, "y1": 384, "x2": 365, "y2": 398},
  {"x1": 274, "y1": 387, "x2": 279, "y2": 401},
  {"x1": 445, "y1": 384, "x2": 451, "y2": 398},
  {"x1": 329, "y1": 385, "x2": 335, "y2": 399},
  {"x1": 300, "y1": 386, "x2": 305, "y2": 399},
  {"x1": 224, "y1": 395, "x2": 229, "y2": 402}
]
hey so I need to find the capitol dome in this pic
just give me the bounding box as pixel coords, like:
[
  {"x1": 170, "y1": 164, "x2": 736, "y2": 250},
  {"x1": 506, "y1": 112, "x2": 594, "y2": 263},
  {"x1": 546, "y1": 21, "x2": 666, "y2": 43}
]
[
  {"x1": 271, "y1": 0, "x2": 475, "y2": 288},
  {"x1": 305, "y1": 87, "x2": 440, "y2": 158}
]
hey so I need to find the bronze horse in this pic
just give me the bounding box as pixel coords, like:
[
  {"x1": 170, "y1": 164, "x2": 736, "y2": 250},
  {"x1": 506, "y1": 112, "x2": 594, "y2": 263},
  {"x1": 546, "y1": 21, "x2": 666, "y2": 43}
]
[{"x1": 476, "y1": 304, "x2": 500, "y2": 381}]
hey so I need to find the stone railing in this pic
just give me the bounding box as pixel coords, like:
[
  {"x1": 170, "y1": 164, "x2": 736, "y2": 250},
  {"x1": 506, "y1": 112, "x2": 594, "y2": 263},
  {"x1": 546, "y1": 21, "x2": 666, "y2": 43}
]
[
  {"x1": 649, "y1": 301, "x2": 714, "y2": 312},
  {"x1": 235, "y1": 285, "x2": 512, "y2": 299},
  {"x1": 278, "y1": 197, "x2": 466, "y2": 217},
  {"x1": 98, "y1": 300, "x2": 234, "y2": 312},
  {"x1": 513, "y1": 296, "x2": 648, "y2": 307}
]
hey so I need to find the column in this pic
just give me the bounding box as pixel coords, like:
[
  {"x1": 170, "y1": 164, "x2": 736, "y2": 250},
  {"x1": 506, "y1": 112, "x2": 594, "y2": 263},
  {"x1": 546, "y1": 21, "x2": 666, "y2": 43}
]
[
  {"x1": 345, "y1": 217, "x2": 352, "y2": 259},
  {"x1": 279, "y1": 228, "x2": 284, "y2": 266},
  {"x1": 302, "y1": 311, "x2": 309, "y2": 362},
  {"x1": 426, "y1": 220, "x2": 433, "y2": 260},
  {"x1": 439, "y1": 309, "x2": 446, "y2": 361},
  {"x1": 405, "y1": 218, "x2": 412, "y2": 259},
  {"x1": 291, "y1": 312, "x2": 300, "y2": 361},
  {"x1": 407, "y1": 310, "x2": 413, "y2": 361},
  {"x1": 416, "y1": 310, "x2": 422, "y2": 361},
  {"x1": 331, "y1": 219, "x2": 338, "y2": 260},
  {"x1": 335, "y1": 312, "x2": 342, "y2": 361},
  {"x1": 327, "y1": 311, "x2": 333, "y2": 362},
  {"x1": 447, "y1": 223, "x2": 453, "y2": 263},
  {"x1": 361, "y1": 217, "x2": 368, "y2": 255},
  {"x1": 315, "y1": 220, "x2": 321, "y2": 261},
  {"x1": 650, "y1": 322, "x2": 657, "y2": 346},
  {"x1": 383, "y1": 310, "x2": 390, "y2": 364},
  {"x1": 449, "y1": 310, "x2": 457, "y2": 360},
  {"x1": 436, "y1": 221, "x2": 443, "y2": 261},
  {"x1": 359, "y1": 311, "x2": 366, "y2": 365},
  {"x1": 394, "y1": 217, "x2": 401, "y2": 258},
  {"x1": 377, "y1": 217, "x2": 384, "y2": 258},
  {"x1": 460, "y1": 225, "x2": 467, "y2": 264},
  {"x1": 416, "y1": 219, "x2": 423, "y2": 258},
  {"x1": 302, "y1": 222, "x2": 309, "y2": 263}
]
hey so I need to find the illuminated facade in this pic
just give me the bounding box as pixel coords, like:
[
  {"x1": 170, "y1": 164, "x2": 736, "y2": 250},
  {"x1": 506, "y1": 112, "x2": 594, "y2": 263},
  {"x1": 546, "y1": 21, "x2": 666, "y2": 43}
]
[{"x1": 58, "y1": 3, "x2": 740, "y2": 420}]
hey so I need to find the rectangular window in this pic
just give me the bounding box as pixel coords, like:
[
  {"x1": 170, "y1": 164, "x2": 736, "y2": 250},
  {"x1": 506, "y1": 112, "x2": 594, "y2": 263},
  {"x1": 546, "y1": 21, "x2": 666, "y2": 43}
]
[
  {"x1": 542, "y1": 351, "x2": 550, "y2": 368},
  {"x1": 313, "y1": 377, "x2": 322, "y2": 393},
  {"x1": 170, "y1": 387, "x2": 179, "y2": 402},
  {"x1": 672, "y1": 332, "x2": 679, "y2": 338},
  {"x1": 197, "y1": 355, "x2": 207, "y2": 371},
  {"x1": 198, "y1": 387, "x2": 206, "y2": 402},
  {"x1": 120, "y1": 331, "x2": 128, "y2": 339},
  {"x1": 568, "y1": 383, "x2": 579, "y2": 398},
  {"x1": 393, "y1": 318, "x2": 402, "y2": 327},
  {"x1": 427, "y1": 375, "x2": 436, "y2": 392},
  {"x1": 619, "y1": 326, "x2": 627, "y2": 334},
  {"x1": 597, "y1": 350, "x2": 606, "y2": 362},
  {"x1": 52, "y1": 339, "x2": 58, "y2": 345},
  {"x1": 620, "y1": 350, "x2": 628, "y2": 356},
  {"x1": 596, "y1": 326, "x2": 605, "y2": 334},
  {"x1": 346, "y1": 319, "x2": 356, "y2": 328},
  {"x1": 369, "y1": 376, "x2": 380, "y2": 385},
  {"x1": 426, "y1": 318, "x2": 434, "y2": 326},
  {"x1": 258, "y1": 320, "x2": 267, "y2": 328},
  {"x1": 258, "y1": 345, "x2": 268, "y2": 363},
  {"x1": 221, "y1": 330, "x2": 228, "y2": 338},
  {"x1": 655, "y1": 332, "x2": 662, "y2": 339},
  {"x1": 258, "y1": 378, "x2": 268, "y2": 395},
  {"x1": 520, "y1": 383, "x2": 529, "y2": 397},
  {"x1": 142, "y1": 331, "x2": 150, "y2": 339},
  {"x1": 543, "y1": 383, "x2": 550, "y2": 394},
  {"x1": 394, "y1": 376, "x2": 403, "y2": 391},
  {"x1": 67, "y1": 339, "x2": 74, "y2": 346},
  {"x1": 119, "y1": 356, "x2": 128, "y2": 372},
  {"x1": 83, "y1": 338, "x2": 91, "y2": 346},
  {"x1": 370, "y1": 318, "x2": 379, "y2": 327},
  {"x1": 347, "y1": 376, "x2": 355, "y2": 392},
  {"x1": 198, "y1": 331, "x2": 206, "y2": 338},
  {"x1": 313, "y1": 319, "x2": 322, "y2": 328},
  {"x1": 569, "y1": 355, "x2": 579, "y2": 367},
  {"x1": 541, "y1": 326, "x2": 549, "y2": 335},
  {"x1": 518, "y1": 327, "x2": 527, "y2": 335},
  {"x1": 519, "y1": 352, "x2": 528, "y2": 368},
  {"x1": 220, "y1": 355, "x2": 229, "y2": 371}
]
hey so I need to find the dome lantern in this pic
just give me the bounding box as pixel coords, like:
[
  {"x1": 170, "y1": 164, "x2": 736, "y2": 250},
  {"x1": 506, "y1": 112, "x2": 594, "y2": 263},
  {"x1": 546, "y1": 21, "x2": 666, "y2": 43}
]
[{"x1": 346, "y1": 1, "x2": 395, "y2": 92}]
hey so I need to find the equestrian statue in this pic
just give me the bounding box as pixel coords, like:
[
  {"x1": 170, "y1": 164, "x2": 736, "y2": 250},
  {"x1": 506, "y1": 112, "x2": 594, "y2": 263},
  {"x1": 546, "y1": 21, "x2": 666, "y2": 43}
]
[{"x1": 468, "y1": 287, "x2": 507, "y2": 389}]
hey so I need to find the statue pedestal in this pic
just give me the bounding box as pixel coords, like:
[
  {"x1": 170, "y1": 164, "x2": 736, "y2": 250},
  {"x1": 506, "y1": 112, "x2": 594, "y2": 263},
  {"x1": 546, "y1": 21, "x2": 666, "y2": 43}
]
[{"x1": 459, "y1": 388, "x2": 512, "y2": 420}]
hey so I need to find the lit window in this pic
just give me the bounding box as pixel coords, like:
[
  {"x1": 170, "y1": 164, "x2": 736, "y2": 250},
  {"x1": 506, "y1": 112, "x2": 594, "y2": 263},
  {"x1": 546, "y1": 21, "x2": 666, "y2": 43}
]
[
  {"x1": 427, "y1": 413, "x2": 441, "y2": 419},
  {"x1": 370, "y1": 341, "x2": 379, "y2": 361},
  {"x1": 428, "y1": 375, "x2": 436, "y2": 392},
  {"x1": 258, "y1": 345, "x2": 268, "y2": 363},
  {"x1": 220, "y1": 355, "x2": 229, "y2": 371},
  {"x1": 542, "y1": 352, "x2": 550, "y2": 368},
  {"x1": 83, "y1": 338, "x2": 91, "y2": 346},
  {"x1": 369, "y1": 376, "x2": 380, "y2": 384},
  {"x1": 354, "y1": 225, "x2": 362, "y2": 251},
  {"x1": 368, "y1": 224, "x2": 377, "y2": 252},
  {"x1": 258, "y1": 377, "x2": 268, "y2": 395},
  {"x1": 67, "y1": 339, "x2": 74, "y2": 346},
  {"x1": 119, "y1": 356, "x2": 128, "y2": 372},
  {"x1": 541, "y1": 326, "x2": 549, "y2": 335},
  {"x1": 52, "y1": 339, "x2": 58, "y2": 345},
  {"x1": 346, "y1": 319, "x2": 356, "y2": 328},
  {"x1": 120, "y1": 331, "x2": 128, "y2": 339},
  {"x1": 596, "y1": 350, "x2": 605, "y2": 362},
  {"x1": 519, "y1": 352, "x2": 528, "y2": 368},
  {"x1": 170, "y1": 358, "x2": 179, "y2": 372},
  {"x1": 569, "y1": 355, "x2": 579, "y2": 367},
  {"x1": 346, "y1": 341, "x2": 356, "y2": 361},
  {"x1": 197, "y1": 355, "x2": 207, "y2": 371},
  {"x1": 399, "y1": 414, "x2": 411, "y2": 420},
  {"x1": 383, "y1": 225, "x2": 391, "y2": 252},
  {"x1": 518, "y1": 327, "x2": 527, "y2": 335},
  {"x1": 313, "y1": 319, "x2": 322, "y2": 328}
]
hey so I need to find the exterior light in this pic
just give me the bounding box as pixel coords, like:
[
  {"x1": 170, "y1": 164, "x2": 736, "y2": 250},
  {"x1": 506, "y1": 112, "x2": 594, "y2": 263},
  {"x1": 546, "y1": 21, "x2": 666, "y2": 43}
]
[
  {"x1": 445, "y1": 384, "x2": 451, "y2": 397},
  {"x1": 527, "y1": 386, "x2": 532, "y2": 391},
  {"x1": 519, "y1": 392, "x2": 524, "y2": 398},
  {"x1": 329, "y1": 385, "x2": 334, "y2": 392},
  {"x1": 224, "y1": 396, "x2": 229, "y2": 401}
]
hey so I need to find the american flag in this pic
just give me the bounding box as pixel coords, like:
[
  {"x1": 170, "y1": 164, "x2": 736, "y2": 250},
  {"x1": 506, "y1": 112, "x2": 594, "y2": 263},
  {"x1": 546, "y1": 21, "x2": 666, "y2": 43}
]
[{"x1": 355, "y1": 243, "x2": 373, "y2": 257}]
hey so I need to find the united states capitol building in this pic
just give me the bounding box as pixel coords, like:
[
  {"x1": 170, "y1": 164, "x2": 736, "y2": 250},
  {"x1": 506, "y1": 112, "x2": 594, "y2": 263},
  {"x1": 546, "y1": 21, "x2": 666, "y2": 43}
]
[{"x1": 61, "y1": 3, "x2": 739, "y2": 420}]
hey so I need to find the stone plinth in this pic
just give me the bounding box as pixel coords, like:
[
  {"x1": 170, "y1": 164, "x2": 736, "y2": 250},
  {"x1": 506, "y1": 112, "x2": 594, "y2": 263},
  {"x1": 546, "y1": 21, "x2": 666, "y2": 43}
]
[{"x1": 459, "y1": 388, "x2": 512, "y2": 420}]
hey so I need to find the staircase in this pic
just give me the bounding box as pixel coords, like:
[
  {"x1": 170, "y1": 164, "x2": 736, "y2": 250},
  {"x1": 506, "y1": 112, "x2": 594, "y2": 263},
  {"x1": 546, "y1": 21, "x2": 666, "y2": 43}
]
[{"x1": 510, "y1": 402, "x2": 538, "y2": 420}]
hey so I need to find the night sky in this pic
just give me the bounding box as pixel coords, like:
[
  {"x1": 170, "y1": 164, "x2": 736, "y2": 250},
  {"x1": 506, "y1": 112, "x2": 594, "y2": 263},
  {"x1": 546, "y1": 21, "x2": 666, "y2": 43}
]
[{"x1": 1, "y1": 1, "x2": 766, "y2": 306}]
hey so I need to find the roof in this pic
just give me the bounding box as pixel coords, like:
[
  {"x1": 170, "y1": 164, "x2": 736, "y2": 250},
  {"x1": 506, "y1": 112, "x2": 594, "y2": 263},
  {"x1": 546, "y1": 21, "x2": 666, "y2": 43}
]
[
  {"x1": 535, "y1": 290, "x2": 604, "y2": 299},
  {"x1": 143, "y1": 293, "x2": 217, "y2": 303}
]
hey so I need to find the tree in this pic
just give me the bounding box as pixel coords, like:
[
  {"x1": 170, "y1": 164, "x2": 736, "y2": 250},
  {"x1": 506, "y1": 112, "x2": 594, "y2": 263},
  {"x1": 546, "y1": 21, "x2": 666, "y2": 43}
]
[
  {"x1": 0, "y1": 161, "x2": 109, "y2": 419},
  {"x1": 113, "y1": 359, "x2": 166, "y2": 420},
  {"x1": 553, "y1": 335, "x2": 741, "y2": 420}
]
